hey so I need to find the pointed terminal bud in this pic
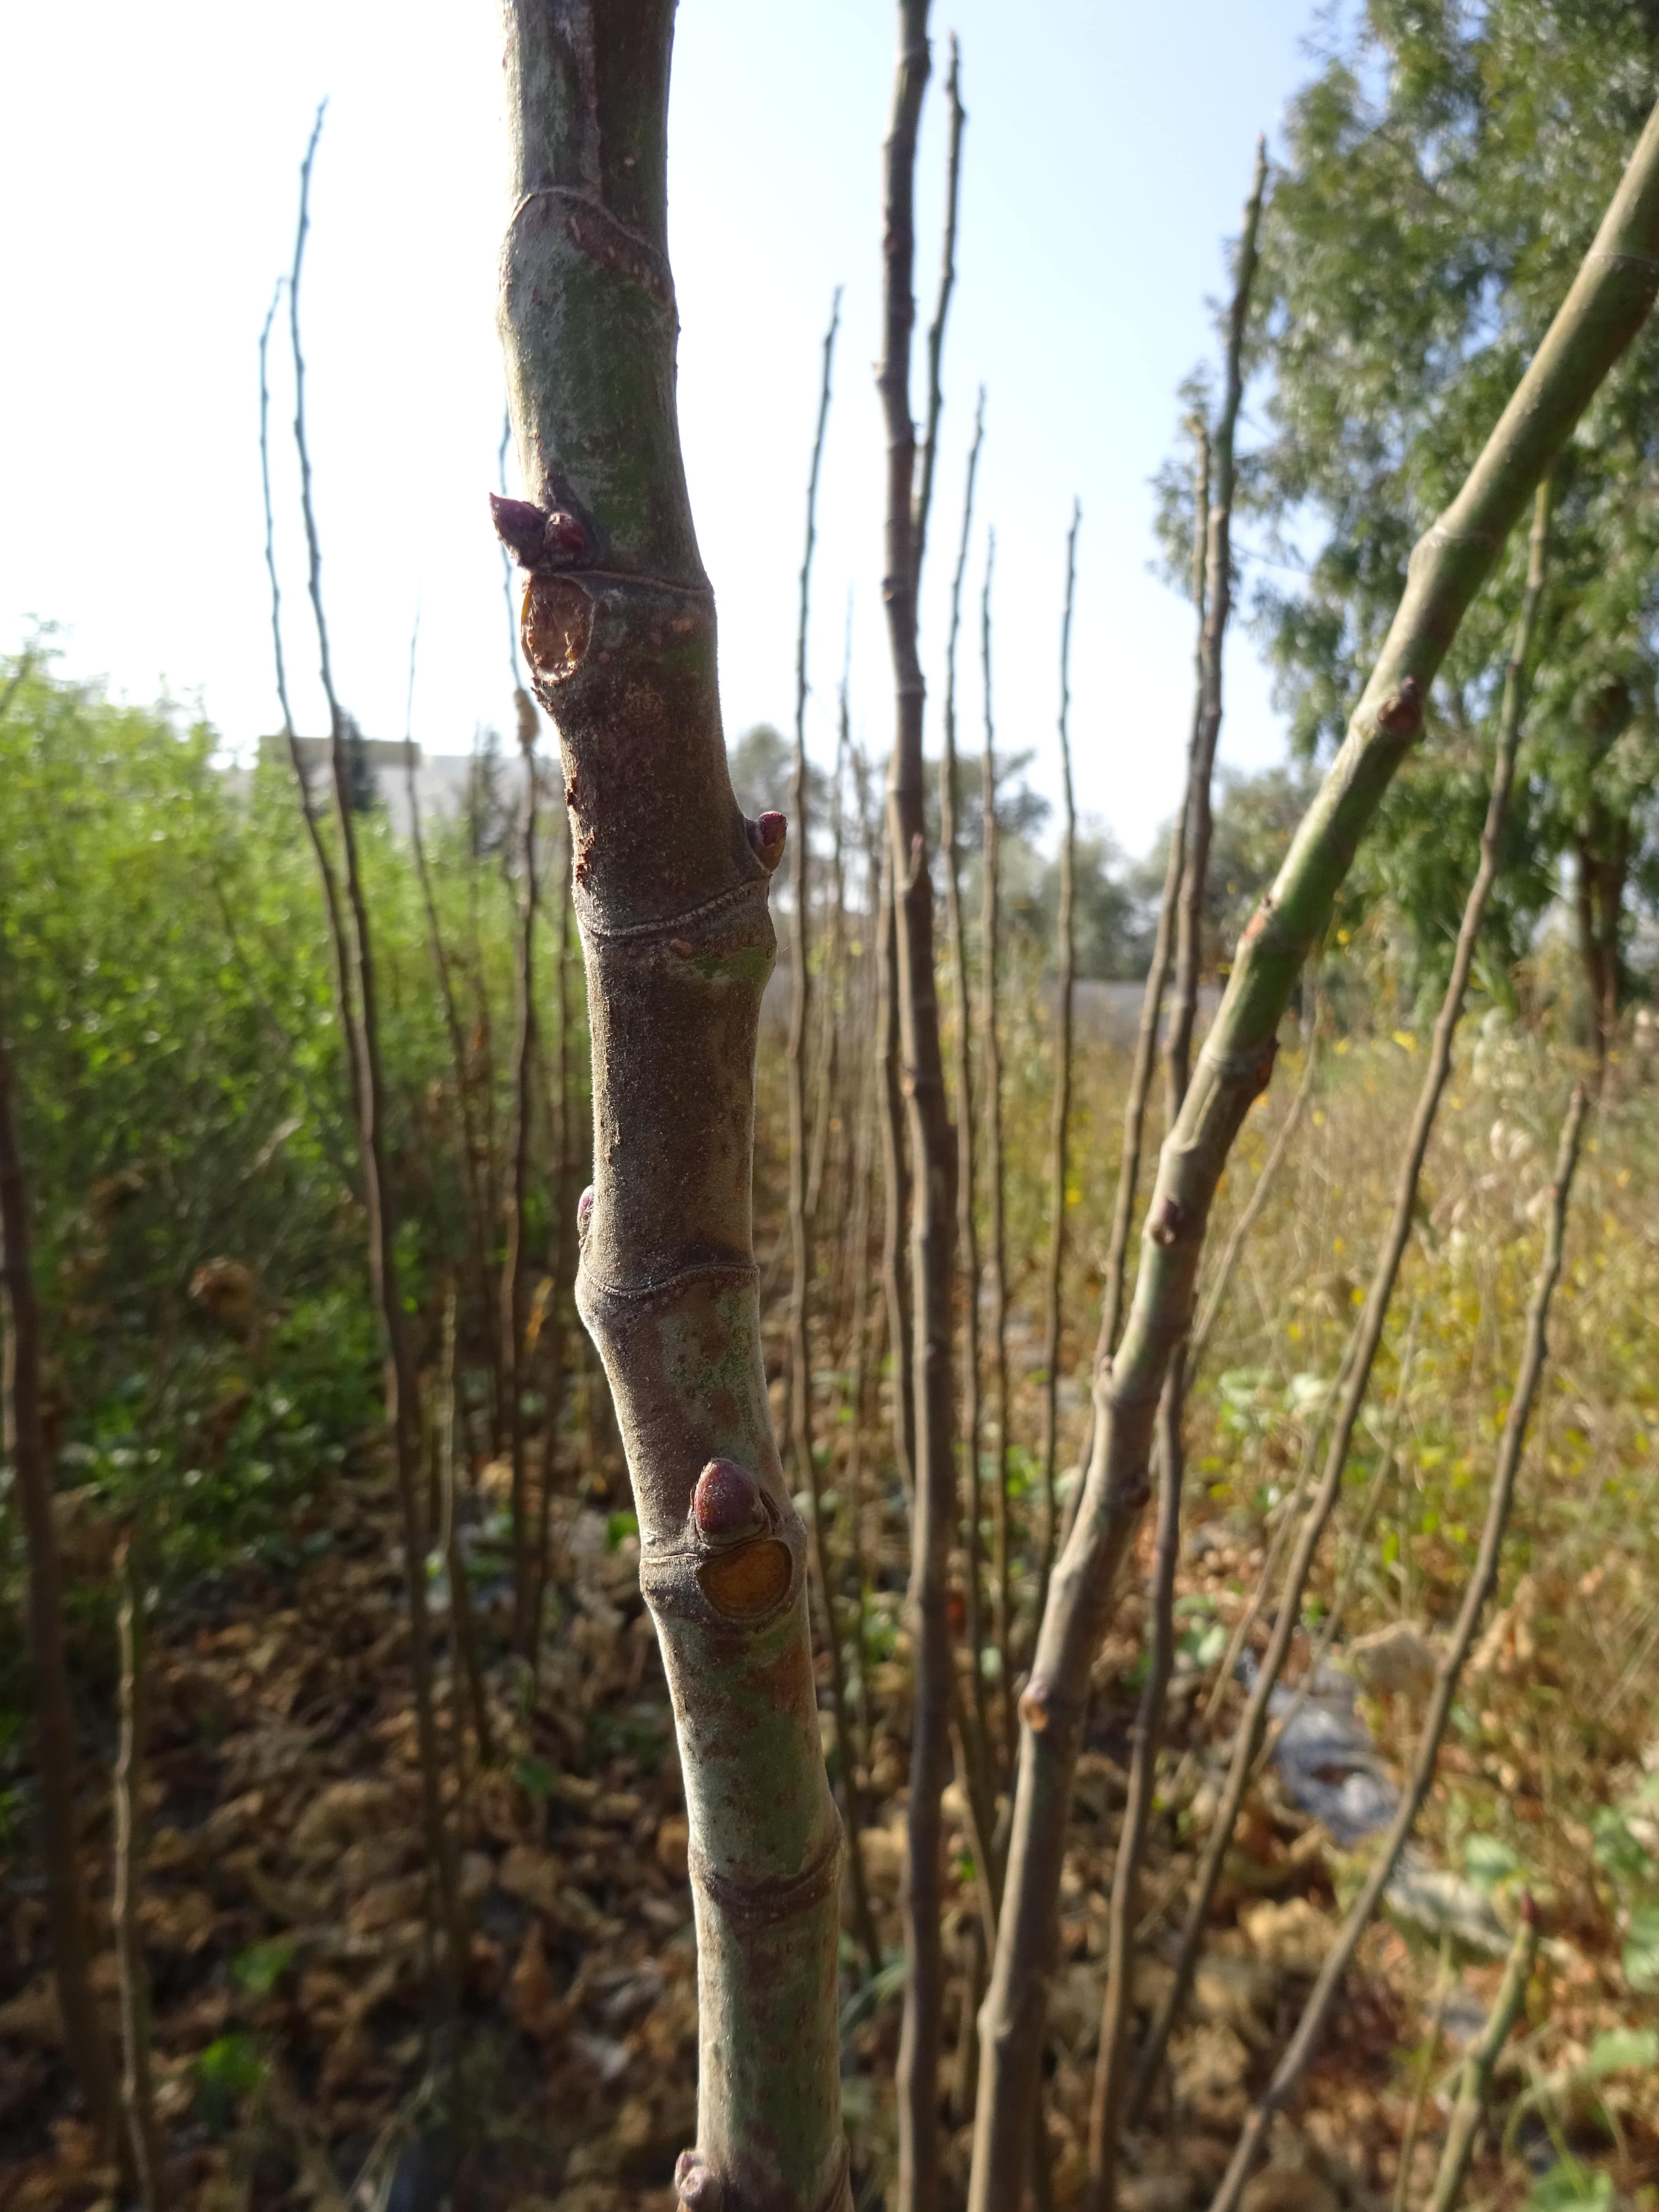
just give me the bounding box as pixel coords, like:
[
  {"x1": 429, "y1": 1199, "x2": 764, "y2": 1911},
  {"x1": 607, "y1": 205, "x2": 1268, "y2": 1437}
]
[
  {"x1": 490, "y1": 492, "x2": 549, "y2": 569},
  {"x1": 693, "y1": 1458, "x2": 764, "y2": 1542},
  {"x1": 747, "y1": 811, "x2": 787, "y2": 872},
  {"x1": 576, "y1": 1186, "x2": 594, "y2": 1241}
]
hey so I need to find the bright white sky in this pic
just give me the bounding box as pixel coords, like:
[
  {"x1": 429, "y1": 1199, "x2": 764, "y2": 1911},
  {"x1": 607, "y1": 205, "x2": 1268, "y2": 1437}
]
[{"x1": 0, "y1": 1, "x2": 1322, "y2": 858}]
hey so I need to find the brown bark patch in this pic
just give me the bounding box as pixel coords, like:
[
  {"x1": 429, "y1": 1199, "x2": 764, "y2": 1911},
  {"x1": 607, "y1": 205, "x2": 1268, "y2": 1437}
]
[
  {"x1": 524, "y1": 575, "x2": 594, "y2": 684},
  {"x1": 696, "y1": 1537, "x2": 792, "y2": 1622}
]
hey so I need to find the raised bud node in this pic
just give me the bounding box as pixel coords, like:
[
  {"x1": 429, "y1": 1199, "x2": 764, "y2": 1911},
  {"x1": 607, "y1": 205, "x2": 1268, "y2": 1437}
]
[
  {"x1": 693, "y1": 1457, "x2": 763, "y2": 1541},
  {"x1": 1148, "y1": 1194, "x2": 1189, "y2": 1248},
  {"x1": 489, "y1": 492, "x2": 593, "y2": 572},
  {"x1": 576, "y1": 1186, "x2": 594, "y2": 1241},
  {"x1": 675, "y1": 2151, "x2": 722, "y2": 2209},
  {"x1": 542, "y1": 509, "x2": 590, "y2": 564},
  {"x1": 1378, "y1": 672, "x2": 1424, "y2": 737},
  {"x1": 489, "y1": 492, "x2": 549, "y2": 569},
  {"x1": 691, "y1": 1460, "x2": 792, "y2": 1621},
  {"x1": 747, "y1": 811, "x2": 787, "y2": 872}
]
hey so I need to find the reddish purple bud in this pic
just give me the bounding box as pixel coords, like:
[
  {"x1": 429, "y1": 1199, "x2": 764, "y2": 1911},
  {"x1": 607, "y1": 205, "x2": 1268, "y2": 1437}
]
[
  {"x1": 490, "y1": 492, "x2": 549, "y2": 568},
  {"x1": 543, "y1": 509, "x2": 590, "y2": 563},
  {"x1": 576, "y1": 1185, "x2": 594, "y2": 1239},
  {"x1": 693, "y1": 1458, "x2": 762, "y2": 1540},
  {"x1": 675, "y1": 2151, "x2": 722, "y2": 2209},
  {"x1": 747, "y1": 811, "x2": 787, "y2": 872}
]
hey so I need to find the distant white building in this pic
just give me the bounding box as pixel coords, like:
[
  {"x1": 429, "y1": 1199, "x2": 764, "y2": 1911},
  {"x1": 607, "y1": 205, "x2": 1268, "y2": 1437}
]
[{"x1": 258, "y1": 734, "x2": 532, "y2": 838}]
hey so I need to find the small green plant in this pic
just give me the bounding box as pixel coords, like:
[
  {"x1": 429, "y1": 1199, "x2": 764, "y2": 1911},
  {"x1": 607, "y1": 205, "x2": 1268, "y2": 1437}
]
[
  {"x1": 231, "y1": 1939, "x2": 295, "y2": 1997},
  {"x1": 1526, "y1": 2158, "x2": 1614, "y2": 2212},
  {"x1": 196, "y1": 2031, "x2": 266, "y2": 2130}
]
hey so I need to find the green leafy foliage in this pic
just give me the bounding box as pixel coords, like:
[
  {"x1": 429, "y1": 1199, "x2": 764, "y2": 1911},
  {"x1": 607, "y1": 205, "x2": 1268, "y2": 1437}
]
[
  {"x1": 0, "y1": 652, "x2": 577, "y2": 1609},
  {"x1": 1583, "y1": 2025, "x2": 1659, "y2": 2077},
  {"x1": 1464, "y1": 1832, "x2": 1523, "y2": 1893},
  {"x1": 196, "y1": 2030, "x2": 266, "y2": 2128},
  {"x1": 1247, "y1": 1, "x2": 1659, "y2": 1018},
  {"x1": 1622, "y1": 1903, "x2": 1659, "y2": 1994},
  {"x1": 231, "y1": 1938, "x2": 295, "y2": 1996},
  {"x1": 1526, "y1": 2157, "x2": 1615, "y2": 2212}
]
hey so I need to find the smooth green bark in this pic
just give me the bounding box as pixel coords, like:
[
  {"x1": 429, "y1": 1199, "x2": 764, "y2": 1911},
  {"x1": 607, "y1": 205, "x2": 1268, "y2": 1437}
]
[
  {"x1": 1134, "y1": 473, "x2": 1554, "y2": 2112},
  {"x1": 1425, "y1": 1909, "x2": 1539, "y2": 2212},
  {"x1": 497, "y1": 9, "x2": 848, "y2": 2209}
]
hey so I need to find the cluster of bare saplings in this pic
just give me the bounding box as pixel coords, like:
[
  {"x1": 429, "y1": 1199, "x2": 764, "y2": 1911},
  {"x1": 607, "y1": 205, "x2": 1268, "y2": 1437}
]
[{"x1": 8, "y1": 2, "x2": 1659, "y2": 2209}]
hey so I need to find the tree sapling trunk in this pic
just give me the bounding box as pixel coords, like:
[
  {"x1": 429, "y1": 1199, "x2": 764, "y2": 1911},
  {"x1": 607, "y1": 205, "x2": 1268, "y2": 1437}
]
[
  {"x1": 0, "y1": 1016, "x2": 119, "y2": 2151},
  {"x1": 1036, "y1": 502, "x2": 1080, "y2": 1623},
  {"x1": 876, "y1": 7, "x2": 967, "y2": 2199},
  {"x1": 495, "y1": 7, "x2": 851, "y2": 2204}
]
